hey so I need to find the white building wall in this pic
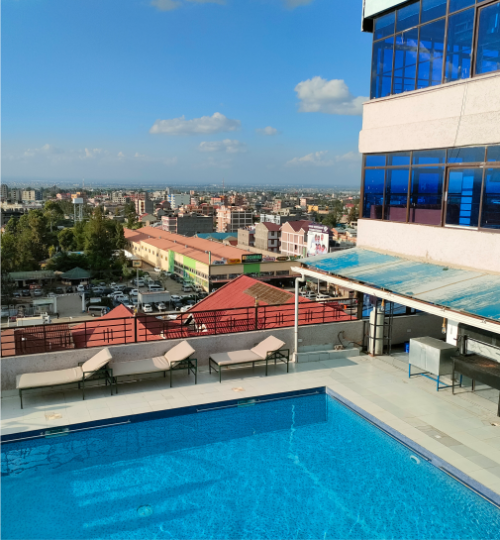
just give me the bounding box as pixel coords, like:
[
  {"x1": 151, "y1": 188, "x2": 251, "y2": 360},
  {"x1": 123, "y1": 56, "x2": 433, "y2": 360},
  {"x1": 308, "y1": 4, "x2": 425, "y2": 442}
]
[
  {"x1": 357, "y1": 220, "x2": 500, "y2": 274},
  {"x1": 359, "y1": 74, "x2": 500, "y2": 154}
]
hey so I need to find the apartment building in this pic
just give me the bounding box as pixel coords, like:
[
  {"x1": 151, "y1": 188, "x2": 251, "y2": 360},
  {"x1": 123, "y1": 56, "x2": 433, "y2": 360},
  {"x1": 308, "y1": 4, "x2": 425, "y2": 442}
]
[
  {"x1": 21, "y1": 189, "x2": 41, "y2": 202},
  {"x1": 161, "y1": 214, "x2": 213, "y2": 236},
  {"x1": 259, "y1": 213, "x2": 302, "y2": 225},
  {"x1": 280, "y1": 220, "x2": 312, "y2": 258},
  {"x1": 216, "y1": 206, "x2": 254, "y2": 233},
  {"x1": 238, "y1": 227, "x2": 255, "y2": 248},
  {"x1": 1, "y1": 184, "x2": 8, "y2": 201},
  {"x1": 167, "y1": 193, "x2": 190, "y2": 209},
  {"x1": 254, "y1": 222, "x2": 281, "y2": 253}
]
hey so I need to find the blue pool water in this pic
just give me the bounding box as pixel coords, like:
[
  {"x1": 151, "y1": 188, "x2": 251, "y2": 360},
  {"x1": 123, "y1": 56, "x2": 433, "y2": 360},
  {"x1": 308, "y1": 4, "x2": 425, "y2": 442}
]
[{"x1": 2, "y1": 393, "x2": 500, "y2": 539}]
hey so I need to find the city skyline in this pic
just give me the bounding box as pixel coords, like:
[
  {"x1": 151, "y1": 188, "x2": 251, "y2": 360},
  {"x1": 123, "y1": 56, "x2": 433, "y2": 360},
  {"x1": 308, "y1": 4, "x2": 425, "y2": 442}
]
[{"x1": 2, "y1": 0, "x2": 371, "y2": 186}]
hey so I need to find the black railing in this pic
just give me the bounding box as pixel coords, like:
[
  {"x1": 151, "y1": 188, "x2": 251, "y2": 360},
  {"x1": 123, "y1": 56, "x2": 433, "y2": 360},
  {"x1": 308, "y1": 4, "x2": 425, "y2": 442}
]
[{"x1": 1, "y1": 299, "x2": 358, "y2": 358}]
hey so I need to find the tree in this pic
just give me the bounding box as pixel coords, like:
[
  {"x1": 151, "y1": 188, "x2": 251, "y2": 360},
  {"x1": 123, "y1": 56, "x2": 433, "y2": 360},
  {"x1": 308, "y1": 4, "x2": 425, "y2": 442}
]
[
  {"x1": 347, "y1": 203, "x2": 359, "y2": 223},
  {"x1": 124, "y1": 200, "x2": 138, "y2": 228},
  {"x1": 44, "y1": 201, "x2": 64, "y2": 232},
  {"x1": 321, "y1": 212, "x2": 338, "y2": 228},
  {"x1": 73, "y1": 221, "x2": 86, "y2": 250},
  {"x1": 58, "y1": 228, "x2": 76, "y2": 251},
  {"x1": 84, "y1": 207, "x2": 117, "y2": 277}
]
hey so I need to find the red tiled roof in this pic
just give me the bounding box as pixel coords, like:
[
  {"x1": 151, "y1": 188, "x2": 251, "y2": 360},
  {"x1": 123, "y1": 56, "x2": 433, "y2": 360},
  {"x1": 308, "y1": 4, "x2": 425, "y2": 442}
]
[
  {"x1": 281, "y1": 220, "x2": 312, "y2": 232},
  {"x1": 260, "y1": 222, "x2": 281, "y2": 232}
]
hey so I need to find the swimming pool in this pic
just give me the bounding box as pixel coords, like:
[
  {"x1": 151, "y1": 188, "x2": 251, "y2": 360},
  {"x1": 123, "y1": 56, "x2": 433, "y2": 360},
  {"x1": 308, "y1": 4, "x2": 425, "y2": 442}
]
[{"x1": 2, "y1": 390, "x2": 500, "y2": 539}]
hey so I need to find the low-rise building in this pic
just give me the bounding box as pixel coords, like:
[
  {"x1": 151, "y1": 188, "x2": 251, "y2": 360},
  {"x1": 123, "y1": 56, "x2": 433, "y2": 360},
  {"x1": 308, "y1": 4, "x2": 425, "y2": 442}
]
[
  {"x1": 22, "y1": 189, "x2": 42, "y2": 202},
  {"x1": 280, "y1": 220, "x2": 312, "y2": 258},
  {"x1": 237, "y1": 227, "x2": 255, "y2": 248},
  {"x1": 254, "y1": 222, "x2": 280, "y2": 253},
  {"x1": 217, "y1": 206, "x2": 254, "y2": 233}
]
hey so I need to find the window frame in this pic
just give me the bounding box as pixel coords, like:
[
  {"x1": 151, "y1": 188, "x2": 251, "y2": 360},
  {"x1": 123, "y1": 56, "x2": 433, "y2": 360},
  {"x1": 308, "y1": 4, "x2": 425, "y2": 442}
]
[
  {"x1": 370, "y1": 0, "x2": 500, "y2": 99},
  {"x1": 361, "y1": 145, "x2": 500, "y2": 233}
]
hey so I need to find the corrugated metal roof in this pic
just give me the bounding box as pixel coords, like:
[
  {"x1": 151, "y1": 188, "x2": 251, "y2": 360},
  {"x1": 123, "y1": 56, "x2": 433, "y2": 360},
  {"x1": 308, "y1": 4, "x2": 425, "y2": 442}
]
[
  {"x1": 301, "y1": 249, "x2": 500, "y2": 322},
  {"x1": 9, "y1": 271, "x2": 55, "y2": 280}
]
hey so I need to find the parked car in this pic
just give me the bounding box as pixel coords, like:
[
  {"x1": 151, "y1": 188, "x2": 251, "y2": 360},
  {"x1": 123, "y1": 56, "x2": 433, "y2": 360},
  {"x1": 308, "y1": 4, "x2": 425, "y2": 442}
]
[
  {"x1": 301, "y1": 291, "x2": 317, "y2": 301},
  {"x1": 182, "y1": 284, "x2": 193, "y2": 292},
  {"x1": 132, "y1": 278, "x2": 145, "y2": 287},
  {"x1": 148, "y1": 285, "x2": 164, "y2": 292},
  {"x1": 77, "y1": 284, "x2": 86, "y2": 293},
  {"x1": 172, "y1": 300, "x2": 183, "y2": 311},
  {"x1": 153, "y1": 267, "x2": 162, "y2": 273},
  {"x1": 129, "y1": 289, "x2": 139, "y2": 297},
  {"x1": 92, "y1": 286, "x2": 105, "y2": 295},
  {"x1": 316, "y1": 293, "x2": 332, "y2": 302},
  {"x1": 88, "y1": 306, "x2": 110, "y2": 317},
  {"x1": 180, "y1": 305, "x2": 190, "y2": 312},
  {"x1": 142, "y1": 303, "x2": 153, "y2": 313},
  {"x1": 170, "y1": 295, "x2": 181, "y2": 302},
  {"x1": 13, "y1": 291, "x2": 21, "y2": 298},
  {"x1": 1, "y1": 306, "x2": 10, "y2": 317},
  {"x1": 48, "y1": 292, "x2": 56, "y2": 298},
  {"x1": 156, "y1": 302, "x2": 167, "y2": 311},
  {"x1": 194, "y1": 285, "x2": 203, "y2": 293},
  {"x1": 55, "y1": 287, "x2": 64, "y2": 294},
  {"x1": 21, "y1": 289, "x2": 31, "y2": 297},
  {"x1": 33, "y1": 289, "x2": 43, "y2": 297},
  {"x1": 185, "y1": 299, "x2": 196, "y2": 306}
]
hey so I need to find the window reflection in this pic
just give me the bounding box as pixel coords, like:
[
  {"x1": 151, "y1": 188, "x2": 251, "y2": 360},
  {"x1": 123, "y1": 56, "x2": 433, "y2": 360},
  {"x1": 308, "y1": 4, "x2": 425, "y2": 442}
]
[
  {"x1": 374, "y1": 11, "x2": 395, "y2": 40},
  {"x1": 412, "y1": 149, "x2": 446, "y2": 165},
  {"x1": 393, "y1": 28, "x2": 419, "y2": 94},
  {"x1": 481, "y1": 169, "x2": 500, "y2": 230},
  {"x1": 397, "y1": 1, "x2": 421, "y2": 33},
  {"x1": 421, "y1": 0, "x2": 447, "y2": 24},
  {"x1": 417, "y1": 19, "x2": 445, "y2": 88},
  {"x1": 384, "y1": 169, "x2": 410, "y2": 222},
  {"x1": 446, "y1": 169, "x2": 483, "y2": 228},
  {"x1": 410, "y1": 167, "x2": 444, "y2": 225},
  {"x1": 475, "y1": 1, "x2": 500, "y2": 75},
  {"x1": 448, "y1": 146, "x2": 486, "y2": 163},
  {"x1": 363, "y1": 169, "x2": 385, "y2": 219},
  {"x1": 371, "y1": 37, "x2": 394, "y2": 98},
  {"x1": 449, "y1": 0, "x2": 475, "y2": 14},
  {"x1": 445, "y1": 8, "x2": 474, "y2": 82}
]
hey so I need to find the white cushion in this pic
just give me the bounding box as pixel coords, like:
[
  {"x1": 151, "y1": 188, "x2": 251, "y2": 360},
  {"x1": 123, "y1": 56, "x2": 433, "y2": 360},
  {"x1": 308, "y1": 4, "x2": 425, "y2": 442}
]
[
  {"x1": 164, "y1": 341, "x2": 195, "y2": 365},
  {"x1": 250, "y1": 336, "x2": 285, "y2": 359},
  {"x1": 17, "y1": 367, "x2": 83, "y2": 390},
  {"x1": 81, "y1": 348, "x2": 113, "y2": 379},
  {"x1": 210, "y1": 350, "x2": 262, "y2": 366},
  {"x1": 111, "y1": 356, "x2": 170, "y2": 377}
]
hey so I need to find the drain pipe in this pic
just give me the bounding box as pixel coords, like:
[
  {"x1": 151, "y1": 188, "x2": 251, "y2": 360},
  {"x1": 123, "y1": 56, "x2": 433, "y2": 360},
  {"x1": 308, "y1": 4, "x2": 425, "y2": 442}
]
[{"x1": 294, "y1": 276, "x2": 306, "y2": 362}]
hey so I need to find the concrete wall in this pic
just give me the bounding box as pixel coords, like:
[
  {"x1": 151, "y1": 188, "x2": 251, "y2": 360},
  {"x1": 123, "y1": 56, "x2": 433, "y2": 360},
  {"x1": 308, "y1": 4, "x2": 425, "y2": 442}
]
[
  {"x1": 359, "y1": 74, "x2": 500, "y2": 154},
  {"x1": 357, "y1": 220, "x2": 500, "y2": 274},
  {"x1": 0, "y1": 314, "x2": 441, "y2": 391}
]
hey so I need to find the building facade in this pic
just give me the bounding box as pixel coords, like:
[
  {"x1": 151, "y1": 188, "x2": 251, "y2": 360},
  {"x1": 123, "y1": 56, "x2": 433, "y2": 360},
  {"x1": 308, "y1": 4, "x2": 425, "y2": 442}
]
[
  {"x1": 216, "y1": 206, "x2": 254, "y2": 233},
  {"x1": 1, "y1": 184, "x2": 8, "y2": 201},
  {"x1": 254, "y1": 222, "x2": 281, "y2": 253},
  {"x1": 360, "y1": 0, "x2": 500, "y2": 272},
  {"x1": 161, "y1": 214, "x2": 213, "y2": 236},
  {"x1": 280, "y1": 220, "x2": 312, "y2": 258},
  {"x1": 167, "y1": 194, "x2": 191, "y2": 209},
  {"x1": 21, "y1": 189, "x2": 42, "y2": 202}
]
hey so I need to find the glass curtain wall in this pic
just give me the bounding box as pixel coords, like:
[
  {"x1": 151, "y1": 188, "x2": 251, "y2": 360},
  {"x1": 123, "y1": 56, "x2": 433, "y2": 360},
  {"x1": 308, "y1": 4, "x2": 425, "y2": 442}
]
[
  {"x1": 371, "y1": 0, "x2": 500, "y2": 99},
  {"x1": 362, "y1": 145, "x2": 500, "y2": 231}
]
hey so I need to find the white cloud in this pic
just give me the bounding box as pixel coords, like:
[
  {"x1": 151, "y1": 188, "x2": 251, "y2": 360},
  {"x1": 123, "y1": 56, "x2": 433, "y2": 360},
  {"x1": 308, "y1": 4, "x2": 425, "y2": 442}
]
[
  {"x1": 284, "y1": 0, "x2": 314, "y2": 8},
  {"x1": 84, "y1": 148, "x2": 105, "y2": 159},
  {"x1": 151, "y1": 0, "x2": 181, "y2": 11},
  {"x1": 294, "y1": 77, "x2": 367, "y2": 115},
  {"x1": 198, "y1": 139, "x2": 246, "y2": 154},
  {"x1": 150, "y1": 112, "x2": 240, "y2": 135},
  {"x1": 23, "y1": 144, "x2": 64, "y2": 157},
  {"x1": 286, "y1": 150, "x2": 361, "y2": 167},
  {"x1": 256, "y1": 126, "x2": 279, "y2": 136}
]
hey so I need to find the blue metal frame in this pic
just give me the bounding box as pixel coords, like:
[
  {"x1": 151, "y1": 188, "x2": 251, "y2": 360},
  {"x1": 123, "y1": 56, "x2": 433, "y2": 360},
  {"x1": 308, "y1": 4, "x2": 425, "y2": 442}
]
[{"x1": 408, "y1": 362, "x2": 453, "y2": 391}]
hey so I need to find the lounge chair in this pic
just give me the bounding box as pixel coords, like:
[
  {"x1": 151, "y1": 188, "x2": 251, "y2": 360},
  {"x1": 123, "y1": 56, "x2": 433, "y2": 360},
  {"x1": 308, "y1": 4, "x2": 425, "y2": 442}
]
[
  {"x1": 209, "y1": 336, "x2": 289, "y2": 382},
  {"x1": 111, "y1": 340, "x2": 197, "y2": 393},
  {"x1": 16, "y1": 348, "x2": 113, "y2": 408}
]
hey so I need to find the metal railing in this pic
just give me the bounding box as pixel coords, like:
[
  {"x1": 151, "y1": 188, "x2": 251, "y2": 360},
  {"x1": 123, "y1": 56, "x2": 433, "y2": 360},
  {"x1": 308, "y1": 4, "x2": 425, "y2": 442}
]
[{"x1": 0, "y1": 299, "x2": 357, "y2": 358}]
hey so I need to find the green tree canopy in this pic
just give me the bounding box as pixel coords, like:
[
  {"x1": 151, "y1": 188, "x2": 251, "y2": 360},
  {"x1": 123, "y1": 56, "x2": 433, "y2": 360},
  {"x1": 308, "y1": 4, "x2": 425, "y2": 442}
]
[{"x1": 58, "y1": 228, "x2": 76, "y2": 251}]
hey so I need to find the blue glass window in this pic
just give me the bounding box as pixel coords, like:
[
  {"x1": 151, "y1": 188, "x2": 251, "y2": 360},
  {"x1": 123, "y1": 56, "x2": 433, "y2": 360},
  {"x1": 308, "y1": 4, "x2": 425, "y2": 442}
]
[
  {"x1": 397, "y1": 2, "x2": 421, "y2": 33},
  {"x1": 421, "y1": 0, "x2": 447, "y2": 24},
  {"x1": 417, "y1": 19, "x2": 445, "y2": 88},
  {"x1": 475, "y1": 1, "x2": 500, "y2": 75},
  {"x1": 363, "y1": 169, "x2": 385, "y2": 219},
  {"x1": 388, "y1": 152, "x2": 411, "y2": 166},
  {"x1": 410, "y1": 167, "x2": 444, "y2": 225},
  {"x1": 481, "y1": 168, "x2": 500, "y2": 229},
  {"x1": 412, "y1": 149, "x2": 446, "y2": 165},
  {"x1": 449, "y1": 0, "x2": 475, "y2": 14},
  {"x1": 445, "y1": 8, "x2": 474, "y2": 82},
  {"x1": 393, "y1": 28, "x2": 419, "y2": 94},
  {"x1": 374, "y1": 11, "x2": 396, "y2": 40},
  {"x1": 365, "y1": 154, "x2": 386, "y2": 167},
  {"x1": 445, "y1": 168, "x2": 483, "y2": 227},
  {"x1": 371, "y1": 37, "x2": 394, "y2": 98},
  {"x1": 448, "y1": 146, "x2": 486, "y2": 163},
  {"x1": 487, "y1": 146, "x2": 500, "y2": 162},
  {"x1": 384, "y1": 169, "x2": 410, "y2": 221}
]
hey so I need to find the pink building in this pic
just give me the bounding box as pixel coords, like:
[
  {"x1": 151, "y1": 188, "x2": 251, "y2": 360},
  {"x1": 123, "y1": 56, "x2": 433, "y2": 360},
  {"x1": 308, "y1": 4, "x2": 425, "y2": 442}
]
[{"x1": 279, "y1": 220, "x2": 312, "y2": 258}]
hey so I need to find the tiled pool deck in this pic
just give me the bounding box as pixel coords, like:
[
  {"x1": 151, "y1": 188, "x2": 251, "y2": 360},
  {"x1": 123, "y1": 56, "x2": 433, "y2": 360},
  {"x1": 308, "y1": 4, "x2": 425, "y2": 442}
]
[{"x1": 2, "y1": 352, "x2": 500, "y2": 496}]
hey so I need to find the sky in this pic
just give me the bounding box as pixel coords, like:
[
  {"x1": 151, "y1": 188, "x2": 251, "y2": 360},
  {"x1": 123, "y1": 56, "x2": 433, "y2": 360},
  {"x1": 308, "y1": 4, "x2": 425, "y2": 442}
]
[{"x1": 2, "y1": 0, "x2": 372, "y2": 188}]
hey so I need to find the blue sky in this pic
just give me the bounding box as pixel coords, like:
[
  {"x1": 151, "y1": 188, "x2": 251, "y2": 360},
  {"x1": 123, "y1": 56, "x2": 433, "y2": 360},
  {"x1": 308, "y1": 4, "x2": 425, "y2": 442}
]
[{"x1": 2, "y1": 0, "x2": 372, "y2": 187}]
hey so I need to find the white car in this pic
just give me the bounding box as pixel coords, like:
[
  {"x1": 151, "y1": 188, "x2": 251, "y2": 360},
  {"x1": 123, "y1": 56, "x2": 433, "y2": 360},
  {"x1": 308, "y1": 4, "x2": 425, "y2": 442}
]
[
  {"x1": 154, "y1": 267, "x2": 162, "y2": 273},
  {"x1": 143, "y1": 304, "x2": 153, "y2": 313},
  {"x1": 170, "y1": 295, "x2": 181, "y2": 302},
  {"x1": 180, "y1": 305, "x2": 190, "y2": 312},
  {"x1": 302, "y1": 291, "x2": 317, "y2": 301},
  {"x1": 316, "y1": 293, "x2": 332, "y2": 302},
  {"x1": 132, "y1": 279, "x2": 145, "y2": 287},
  {"x1": 77, "y1": 284, "x2": 86, "y2": 293},
  {"x1": 157, "y1": 302, "x2": 167, "y2": 311},
  {"x1": 129, "y1": 289, "x2": 139, "y2": 297}
]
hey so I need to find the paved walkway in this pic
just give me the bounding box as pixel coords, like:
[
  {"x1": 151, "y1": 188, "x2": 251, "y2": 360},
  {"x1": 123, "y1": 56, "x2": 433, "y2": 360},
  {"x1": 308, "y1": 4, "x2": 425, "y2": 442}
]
[{"x1": 2, "y1": 352, "x2": 500, "y2": 496}]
